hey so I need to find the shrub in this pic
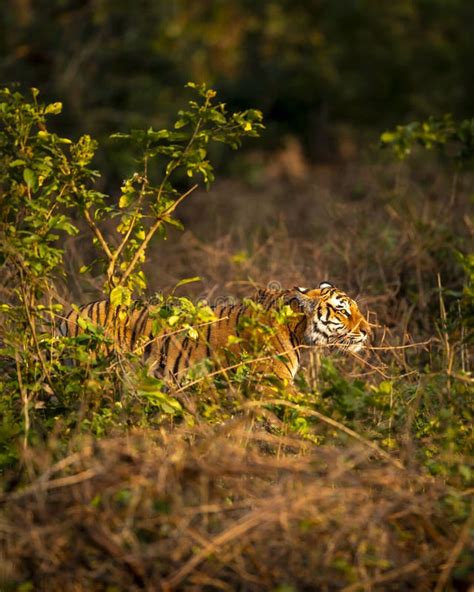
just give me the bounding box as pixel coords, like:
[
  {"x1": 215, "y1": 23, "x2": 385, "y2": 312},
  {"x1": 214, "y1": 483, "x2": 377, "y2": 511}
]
[{"x1": 0, "y1": 84, "x2": 262, "y2": 466}]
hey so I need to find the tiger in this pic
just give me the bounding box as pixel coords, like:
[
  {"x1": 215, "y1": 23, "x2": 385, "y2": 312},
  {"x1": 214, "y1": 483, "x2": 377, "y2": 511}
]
[{"x1": 59, "y1": 281, "x2": 370, "y2": 386}]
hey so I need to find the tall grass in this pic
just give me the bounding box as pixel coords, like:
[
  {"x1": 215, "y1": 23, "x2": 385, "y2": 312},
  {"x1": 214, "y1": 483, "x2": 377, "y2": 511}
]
[{"x1": 1, "y1": 151, "x2": 472, "y2": 590}]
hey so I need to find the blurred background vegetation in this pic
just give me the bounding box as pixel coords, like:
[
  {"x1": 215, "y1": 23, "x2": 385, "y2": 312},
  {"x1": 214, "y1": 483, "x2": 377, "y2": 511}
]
[{"x1": 3, "y1": 0, "x2": 474, "y2": 173}]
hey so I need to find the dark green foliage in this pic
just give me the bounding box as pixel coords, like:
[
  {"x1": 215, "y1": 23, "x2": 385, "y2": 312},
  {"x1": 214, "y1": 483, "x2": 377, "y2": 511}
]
[{"x1": 2, "y1": 1, "x2": 474, "y2": 166}]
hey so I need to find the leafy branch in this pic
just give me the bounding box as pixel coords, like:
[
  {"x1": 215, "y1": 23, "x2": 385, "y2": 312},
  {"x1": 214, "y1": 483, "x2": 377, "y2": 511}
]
[
  {"x1": 0, "y1": 83, "x2": 263, "y2": 451},
  {"x1": 81, "y1": 82, "x2": 264, "y2": 303},
  {"x1": 381, "y1": 114, "x2": 474, "y2": 165}
]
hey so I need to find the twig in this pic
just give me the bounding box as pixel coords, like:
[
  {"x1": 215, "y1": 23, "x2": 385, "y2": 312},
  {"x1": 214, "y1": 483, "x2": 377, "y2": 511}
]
[
  {"x1": 106, "y1": 167, "x2": 149, "y2": 287},
  {"x1": 367, "y1": 339, "x2": 432, "y2": 350},
  {"x1": 17, "y1": 267, "x2": 60, "y2": 400},
  {"x1": 2, "y1": 468, "x2": 99, "y2": 502},
  {"x1": 83, "y1": 207, "x2": 113, "y2": 261},
  {"x1": 341, "y1": 558, "x2": 425, "y2": 592},
  {"x1": 118, "y1": 94, "x2": 210, "y2": 288},
  {"x1": 434, "y1": 509, "x2": 473, "y2": 592},
  {"x1": 446, "y1": 371, "x2": 473, "y2": 384},
  {"x1": 15, "y1": 352, "x2": 29, "y2": 450},
  {"x1": 172, "y1": 344, "x2": 309, "y2": 394},
  {"x1": 163, "y1": 509, "x2": 270, "y2": 590},
  {"x1": 106, "y1": 209, "x2": 140, "y2": 284},
  {"x1": 119, "y1": 183, "x2": 198, "y2": 287}
]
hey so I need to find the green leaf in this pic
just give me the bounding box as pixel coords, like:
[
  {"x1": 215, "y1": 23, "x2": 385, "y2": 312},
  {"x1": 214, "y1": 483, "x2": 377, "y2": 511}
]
[
  {"x1": 186, "y1": 326, "x2": 199, "y2": 340},
  {"x1": 110, "y1": 286, "x2": 132, "y2": 307},
  {"x1": 167, "y1": 314, "x2": 180, "y2": 327},
  {"x1": 380, "y1": 132, "x2": 395, "y2": 143},
  {"x1": 175, "y1": 276, "x2": 201, "y2": 289},
  {"x1": 174, "y1": 118, "x2": 189, "y2": 129},
  {"x1": 44, "y1": 102, "x2": 62, "y2": 115},
  {"x1": 77, "y1": 316, "x2": 92, "y2": 331},
  {"x1": 23, "y1": 168, "x2": 37, "y2": 190},
  {"x1": 137, "y1": 375, "x2": 183, "y2": 414},
  {"x1": 119, "y1": 192, "x2": 134, "y2": 209},
  {"x1": 147, "y1": 128, "x2": 170, "y2": 141},
  {"x1": 163, "y1": 216, "x2": 184, "y2": 230}
]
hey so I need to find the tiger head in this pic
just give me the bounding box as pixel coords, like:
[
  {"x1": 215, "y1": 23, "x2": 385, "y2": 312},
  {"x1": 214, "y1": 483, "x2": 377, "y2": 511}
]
[{"x1": 293, "y1": 281, "x2": 370, "y2": 353}]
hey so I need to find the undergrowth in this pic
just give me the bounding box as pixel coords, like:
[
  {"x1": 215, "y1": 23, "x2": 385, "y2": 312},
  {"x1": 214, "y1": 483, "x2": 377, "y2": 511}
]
[{"x1": 0, "y1": 89, "x2": 472, "y2": 591}]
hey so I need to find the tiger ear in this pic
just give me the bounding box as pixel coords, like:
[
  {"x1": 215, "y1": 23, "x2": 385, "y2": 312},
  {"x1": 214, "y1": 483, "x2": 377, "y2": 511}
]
[
  {"x1": 319, "y1": 281, "x2": 333, "y2": 289},
  {"x1": 293, "y1": 290, "x2": 317, "y2": 312},
  {"x1": 295, "y1": 286, "x2": 310, "y2": 294}
]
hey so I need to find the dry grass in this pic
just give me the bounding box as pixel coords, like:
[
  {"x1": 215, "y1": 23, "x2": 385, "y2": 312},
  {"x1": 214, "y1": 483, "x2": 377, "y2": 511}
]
[
  {"x1": 137, "y1": 157, "x2": 472, "y2": 384},
  {"x1": 1, "y1": 423, "x2": 468, "y2": 592},
  {"x1": 2, "y1": 156, "x2": 472, "y2": 591},
  {"x1": 58, "y1": 157, "x2": 473, "y2": 391}
]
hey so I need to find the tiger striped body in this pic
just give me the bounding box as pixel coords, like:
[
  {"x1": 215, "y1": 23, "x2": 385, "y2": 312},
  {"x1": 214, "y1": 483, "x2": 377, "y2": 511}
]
[{"x1": 59, "y1": 282, "x2": 370, "y2": 384}]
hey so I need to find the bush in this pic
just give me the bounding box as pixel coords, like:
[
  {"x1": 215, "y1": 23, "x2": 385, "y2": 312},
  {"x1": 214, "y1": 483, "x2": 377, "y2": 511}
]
[{"x1": 0, "y1": 84, "x2": 262, "y2": 466}]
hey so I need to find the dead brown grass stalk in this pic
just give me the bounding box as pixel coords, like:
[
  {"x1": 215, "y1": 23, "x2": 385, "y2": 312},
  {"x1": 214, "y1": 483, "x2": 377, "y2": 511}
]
[{"x1": 1, "y1": 425, "x2": 465, "y2": 591}]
